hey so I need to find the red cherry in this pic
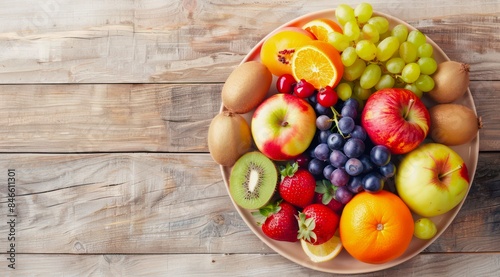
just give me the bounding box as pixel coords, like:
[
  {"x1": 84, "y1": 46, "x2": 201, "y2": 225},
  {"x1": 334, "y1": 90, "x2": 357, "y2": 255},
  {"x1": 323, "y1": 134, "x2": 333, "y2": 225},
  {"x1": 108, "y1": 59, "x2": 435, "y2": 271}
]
[
  {"x1": 276, "y1": 74, "x2": 296, "y2": 94},
  {"x1": 295, "y1": 154, "x2": 310, "y2": 169},
  {"x1": 294, "y1": 79, "x2": 316, "y2": 98},
  {"x1": 316, "y1": 86, "x2": 338, "y2": 107}
]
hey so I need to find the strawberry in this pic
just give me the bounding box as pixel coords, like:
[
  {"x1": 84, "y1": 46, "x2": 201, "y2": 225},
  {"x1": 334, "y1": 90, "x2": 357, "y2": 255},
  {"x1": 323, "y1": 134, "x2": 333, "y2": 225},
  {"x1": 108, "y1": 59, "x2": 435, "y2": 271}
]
[
  {"x1": 314, "y1": 179, "x2": 344, "y2": 214},
  {"x1": 298, "y1": 203, "x2": 340, "y2": 245},
  {"x1": 278, "y1": 163, "x2": 316, "y2": 208},
  {"x1": 253, "y1": 200, "x2": 299, "y2": 242}
]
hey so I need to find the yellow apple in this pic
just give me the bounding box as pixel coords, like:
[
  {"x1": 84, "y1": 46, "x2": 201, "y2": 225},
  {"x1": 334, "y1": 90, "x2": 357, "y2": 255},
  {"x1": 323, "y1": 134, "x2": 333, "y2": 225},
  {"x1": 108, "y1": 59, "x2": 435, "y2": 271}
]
[{"x1": 395, "y1": 143, "x2": 470, "y2": 217}]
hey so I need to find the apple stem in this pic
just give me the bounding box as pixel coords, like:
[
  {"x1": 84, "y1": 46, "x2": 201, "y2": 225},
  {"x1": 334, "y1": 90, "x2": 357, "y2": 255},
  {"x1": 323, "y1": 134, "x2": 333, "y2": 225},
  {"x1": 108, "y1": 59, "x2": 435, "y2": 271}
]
[
  {"x1": 281, "y1": 121, "x2": 289, "y2": 127},
  {"x1": 439, "y1": 165, "x2": 463, "y2": 179},
  {"x1": 403, "y1": 98, "x2": 415, "y2": 119}
]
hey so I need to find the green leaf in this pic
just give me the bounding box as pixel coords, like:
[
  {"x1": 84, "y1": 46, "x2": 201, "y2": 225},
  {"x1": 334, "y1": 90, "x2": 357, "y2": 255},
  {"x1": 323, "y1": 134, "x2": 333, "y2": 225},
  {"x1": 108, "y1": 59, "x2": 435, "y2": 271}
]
[
  {"x1": 322, "y1": 193, "x2": 333, "y2": 205},
  {"x1": 315, "y1": 180, "x2": 329, "y2": 194},
  {"x1": 309, "y1": 232, "x2": 318, "y2": 244},
  {"x1": 298, "y1": 212, "x2": 307, "y2": 224},
  {"x1": 280, "y1": 162, "x2": 299, "y2": 180},
  {"x1": 305, "y1": 217, "x2": 315, "y2": 229},
  {"x1": 251, "y1": 210, "x2": 266, "y2": 226},
  {"x1": 297, "y1": 212, "x2": 317, "y2": 243},
  {"x1": 252, "y1": 200, "x2": 281, "y2": 225}
]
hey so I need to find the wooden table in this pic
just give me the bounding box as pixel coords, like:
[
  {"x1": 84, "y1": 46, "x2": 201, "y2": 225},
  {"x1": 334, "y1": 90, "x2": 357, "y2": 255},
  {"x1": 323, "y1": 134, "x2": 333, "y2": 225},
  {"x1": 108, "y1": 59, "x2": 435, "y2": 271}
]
[{"x1": 0, "y1": 0, "x2": 498, "y2": 276}]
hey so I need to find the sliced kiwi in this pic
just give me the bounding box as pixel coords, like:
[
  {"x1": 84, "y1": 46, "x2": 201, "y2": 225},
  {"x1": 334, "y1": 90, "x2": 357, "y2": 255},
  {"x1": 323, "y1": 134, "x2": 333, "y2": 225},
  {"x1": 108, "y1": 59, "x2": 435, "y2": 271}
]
[{"x1": 229, "y1": 151, "x2": 278, "y2": 210}]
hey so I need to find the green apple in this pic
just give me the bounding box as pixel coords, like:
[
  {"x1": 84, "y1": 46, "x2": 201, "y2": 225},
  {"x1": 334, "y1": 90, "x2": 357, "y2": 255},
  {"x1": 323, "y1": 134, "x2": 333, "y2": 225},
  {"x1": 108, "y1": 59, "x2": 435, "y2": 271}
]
[
  {"x1": 251, "y1": 93, "x2": 316, "y2": 161},
  {"x1": 395, "y1": 143, "x2": 470, "y2": 217}
]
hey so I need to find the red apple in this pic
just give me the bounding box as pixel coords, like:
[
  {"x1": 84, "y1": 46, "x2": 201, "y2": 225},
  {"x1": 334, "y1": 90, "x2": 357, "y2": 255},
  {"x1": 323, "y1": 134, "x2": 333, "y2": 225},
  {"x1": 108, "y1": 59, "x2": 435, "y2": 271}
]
[
  {"x1": 251, "y1": 93, "x2": 316, "y2": 161},
  {"x1": 396, "y1": 143, "x2": 470, "y2": 217},
  {"x1": 361, "y1": 88, "x2": 430, "y2": 154}
]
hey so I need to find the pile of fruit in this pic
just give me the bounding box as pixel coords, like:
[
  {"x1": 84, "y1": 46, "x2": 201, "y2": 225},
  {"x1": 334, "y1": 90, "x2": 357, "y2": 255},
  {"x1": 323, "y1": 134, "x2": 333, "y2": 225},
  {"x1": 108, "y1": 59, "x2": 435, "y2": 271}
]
[{"x1": 208, "y1": 2, "x2": 482, "y2": 266}]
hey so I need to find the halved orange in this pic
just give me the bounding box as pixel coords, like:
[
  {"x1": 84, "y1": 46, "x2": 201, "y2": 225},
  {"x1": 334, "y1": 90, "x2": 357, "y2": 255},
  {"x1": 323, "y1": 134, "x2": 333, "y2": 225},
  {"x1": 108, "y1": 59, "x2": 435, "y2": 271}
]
[
  {"x1": 291, "y1": 41, "x2": 344, "y2": 89},
  {"x1": 260, "y1": 27, "x2": 315, "y2": 77},
  {"x1": 302, "y1": 18, "x2": 343, "y2": 42}
]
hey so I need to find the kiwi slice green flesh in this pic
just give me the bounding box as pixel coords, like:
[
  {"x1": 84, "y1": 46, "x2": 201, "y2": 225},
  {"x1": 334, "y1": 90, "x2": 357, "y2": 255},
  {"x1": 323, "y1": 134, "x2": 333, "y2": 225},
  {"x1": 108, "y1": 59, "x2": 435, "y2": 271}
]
[{"x1": 229, "y1": 151, "x2": 278, "y2": 210}]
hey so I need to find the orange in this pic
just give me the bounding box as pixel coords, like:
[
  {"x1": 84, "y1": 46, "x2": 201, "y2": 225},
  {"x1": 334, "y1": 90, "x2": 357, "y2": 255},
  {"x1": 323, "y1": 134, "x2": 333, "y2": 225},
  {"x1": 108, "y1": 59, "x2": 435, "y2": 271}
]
[
  {"x1": 339, "y1": 190, "x2": 414, "y2": 264},
  {"x1": 302, "y1": 18, "x2": 343, "y2": 42},
  {"x1": 291, "y1": 40, "x2": 344, "y2": 89},
  {"x1": 260, "y1": 27, "x2": 315, "y2": 77}
]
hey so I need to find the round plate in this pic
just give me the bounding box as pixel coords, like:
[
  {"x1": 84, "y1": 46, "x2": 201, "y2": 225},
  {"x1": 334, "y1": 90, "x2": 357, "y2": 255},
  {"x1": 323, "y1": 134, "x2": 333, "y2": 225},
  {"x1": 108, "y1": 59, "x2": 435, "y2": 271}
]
[{"x1": 220, "y1": 9, "x2": 479, "y2": 274}]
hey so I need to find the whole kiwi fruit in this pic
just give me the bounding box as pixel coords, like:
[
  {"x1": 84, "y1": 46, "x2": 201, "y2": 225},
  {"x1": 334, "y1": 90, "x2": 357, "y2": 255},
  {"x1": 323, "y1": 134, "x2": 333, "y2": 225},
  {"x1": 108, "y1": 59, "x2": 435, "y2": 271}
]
[
  {"x1": 208, "y1": 111, "x2": 252, "y2": 166},
  {"x1": 429, "y1": 103, "x2": 482, "y2": 146},
  {"x1": 229, "y1": 151, "x2": 278, "y2": 210},
  {"x1": 222, "y1": 61, "x2": 272, "y2": 114},
  {"x1": 427, "y1": 61, "x2": 470, "y2": 103}
]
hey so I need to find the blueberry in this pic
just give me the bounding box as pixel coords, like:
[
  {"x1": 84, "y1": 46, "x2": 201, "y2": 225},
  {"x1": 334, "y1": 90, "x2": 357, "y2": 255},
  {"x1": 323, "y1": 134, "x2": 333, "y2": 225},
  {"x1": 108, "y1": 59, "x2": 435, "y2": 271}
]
[
  {"x1": 345, "y1": 158, "x2": 364, "y2": 176},
  {"x1": 362, "y1": 172, "x2": 385, "y2": 193},
  {"x1": 327, "y1": 133, "x2": 345, "y2": 150},
  {"x1": 370, "y1": 145, "x2": 391, "y2": 166},
  {"x1": 380, "y1": 162, "x2": 396, "y2": 178},
  {"x1": 344, "y1": 138, "x2": 365, "y2": 158}
]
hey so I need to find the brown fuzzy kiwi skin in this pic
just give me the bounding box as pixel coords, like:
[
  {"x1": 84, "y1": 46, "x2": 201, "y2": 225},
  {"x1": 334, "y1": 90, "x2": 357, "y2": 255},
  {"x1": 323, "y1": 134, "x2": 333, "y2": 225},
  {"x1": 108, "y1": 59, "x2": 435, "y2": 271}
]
[
  {"x1": 222, "y1": 61, "x2": 272, "y2": 114},
  {"x1": 429, "y1": 103, "x2": 481, "y2": 146},
  {"x1": 427, "y1": 61, "x2": 470, "y2": 104},
  {"x1": 208, "y1": 111, "x2": 252, "y2": 167}
]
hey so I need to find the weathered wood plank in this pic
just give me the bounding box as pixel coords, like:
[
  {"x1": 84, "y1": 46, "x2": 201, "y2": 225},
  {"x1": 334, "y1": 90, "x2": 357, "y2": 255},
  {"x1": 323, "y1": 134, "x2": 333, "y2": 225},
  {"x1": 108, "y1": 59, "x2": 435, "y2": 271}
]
[
  {"x1": 473, "y1": 81, "x2": 500, "y2": 152},
  {"x1": 0, "y1": 153, "x2": 267, "y2": 254},
  {"x1": 0, "y1": 153, "x2": 498, "y2": 254},
  {"x1": 0, "y1": 81, "x2": 497, "y2": 152},
  {"x1": 0, "y1": 0, "x2": 498, "y2": 83},
  {"x1": 0, "y1": 1, "x2": 495, "y2": 275},
  {"x1": 0, "y1": 83, "x2": 222, "y2": 153},
  {"x1": 0, "y1": 253, "x2": 499, "y2": 276}
]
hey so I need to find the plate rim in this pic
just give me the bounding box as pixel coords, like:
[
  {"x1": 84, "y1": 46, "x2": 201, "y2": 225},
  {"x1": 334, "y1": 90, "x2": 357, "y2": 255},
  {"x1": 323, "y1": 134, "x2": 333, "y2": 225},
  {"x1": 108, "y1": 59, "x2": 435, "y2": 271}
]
[{"x1": 219, "y1": 9, "x2": 479, "y2": 274}]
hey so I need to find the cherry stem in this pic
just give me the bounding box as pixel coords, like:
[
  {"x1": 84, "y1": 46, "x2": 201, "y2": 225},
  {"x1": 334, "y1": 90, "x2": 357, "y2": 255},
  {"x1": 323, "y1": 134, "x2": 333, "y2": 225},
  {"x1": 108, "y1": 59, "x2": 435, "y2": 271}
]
[
  {"x1": 403, "y1": 99, "x2": 415, "y2": 119},
  {"x1": 439, "y1": 165, "x2": 463, "y2": 179}
]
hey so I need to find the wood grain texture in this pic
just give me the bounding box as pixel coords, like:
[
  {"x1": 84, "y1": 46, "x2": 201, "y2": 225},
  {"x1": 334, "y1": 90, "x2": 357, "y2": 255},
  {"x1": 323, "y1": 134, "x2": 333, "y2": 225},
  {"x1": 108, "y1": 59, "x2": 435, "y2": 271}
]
[
  {"x1": 0, "y1": 153, "x2": 266, "y2": 254},
  {"x1": 0, "y1": 81, "x2": 497, "y2": 152},
  {"x1": 0, "y1": 0, "x2": 498, "y2": 83},
  {"x1": 0, "y1": 1, "x2": 498, "y2": 275},
  {"x1": 0, "y1": 84, "x2": 222, "y2": 152},
  {"x1": 0, "y1": 253, "x2": 499, "y2": 276},
  {"x1": 0, "y1": 153, "x2": 498, "y2": 254},
  {"x1": 473, "y1": 81, "x2": 500, "y2": 152}
]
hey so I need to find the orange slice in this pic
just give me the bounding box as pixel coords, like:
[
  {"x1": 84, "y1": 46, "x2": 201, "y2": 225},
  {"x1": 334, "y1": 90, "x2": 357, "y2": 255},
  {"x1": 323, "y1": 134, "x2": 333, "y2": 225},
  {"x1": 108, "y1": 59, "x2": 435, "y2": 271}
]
[
  {"x1": 301, "y1": 235, "x2": 343, "y2": 263},
  {"x1": 302, "y1": 18, "x2": 343, "y2": 42},
  {"x1": 291, "y1": 41, "x2": 344, "y2": 89}
]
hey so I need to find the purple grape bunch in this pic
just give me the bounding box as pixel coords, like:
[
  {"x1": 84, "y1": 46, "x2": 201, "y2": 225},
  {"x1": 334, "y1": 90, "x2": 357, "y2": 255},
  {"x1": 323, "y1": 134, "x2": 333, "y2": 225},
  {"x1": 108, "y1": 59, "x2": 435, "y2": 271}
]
[{"x1": 305, "y1": 98, "x2": 397, "y2": 205}]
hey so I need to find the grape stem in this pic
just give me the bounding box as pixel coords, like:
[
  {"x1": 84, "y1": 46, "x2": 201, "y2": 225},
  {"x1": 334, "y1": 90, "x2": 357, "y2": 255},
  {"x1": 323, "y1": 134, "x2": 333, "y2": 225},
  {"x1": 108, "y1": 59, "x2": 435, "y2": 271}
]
[{"x1": 330, "y1": 106, "x2": 346, "y2": 138}]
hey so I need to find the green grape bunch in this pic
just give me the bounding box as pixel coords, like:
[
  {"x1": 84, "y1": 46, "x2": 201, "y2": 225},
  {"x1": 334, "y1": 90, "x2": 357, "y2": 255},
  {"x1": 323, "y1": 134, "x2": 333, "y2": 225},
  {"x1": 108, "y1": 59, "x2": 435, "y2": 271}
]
[{"x1": 328, "y1": 3, "x2": 438, "y2": 102}]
